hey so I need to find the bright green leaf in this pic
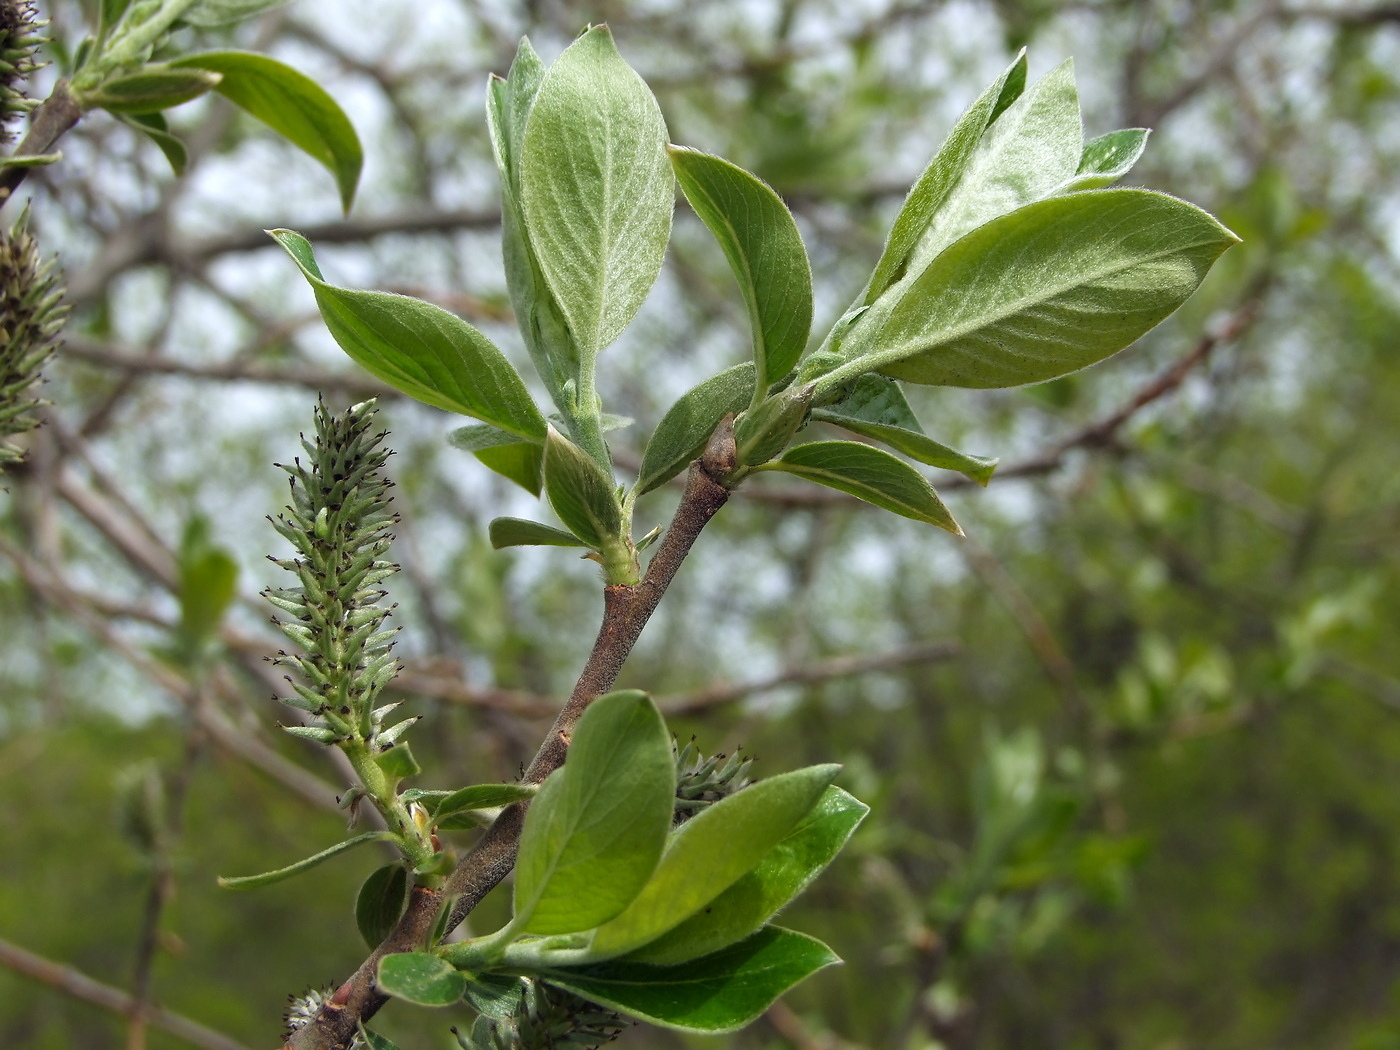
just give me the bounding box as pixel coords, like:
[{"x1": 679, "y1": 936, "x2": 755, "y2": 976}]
[
  {"x1": 1061, "y1": 128, "x2": 1150, "y2": 192},
  {"x1": 448, "y1": 423, "x2": 525, "y2": 453},
  {"x1": 514, "y1": 691, "x2": 675, "y2": 935},
  {"x1": 87, "y1": 66, "x2": 221, "y2": 113},
  {"x1": 543, "y1": 927, "x2": 839, "y2": 1033},
  {"x1": 356, "y1": 863, "x2": 409, "y2": 950},
  {"x1": 433, "y1": 783, "x2": 537, "y2": 818},
  {"x1": 217, "y1": 832, "x2": 396, "y2": 889},
  {"x1": 636, "y1": 363, "x2": 754, "y2": 495},
  {"x1": 866, "y1": 50, "x2": 1027, "y2": 302},
  {"x1": 357, "y1": 1026, "x2": 402, "y2": 1050},
  {"x1": 588, "y1": 764, "x2": 840, "y2": 957},
  {"x1": 812, "y1": 383, "x2": 998, "y2": 485},
  {"x1": 625, "y1": 786, "x2": 868, "y2": 965},
  {"x1": 115, "y1": 111, "x2": 187, "y2": 175},
  {"x1": 177, "y1": 544, "x2": 237, "y2": 643},
  {"x1": 170, "y1": 52, "x2": 362, "y2": 212},
  {"x1": 489, "y1": 517, "x2": 588, "y2": 550},
  {"x1": 542, "y1": 427, "x2": 623, "y2": 550},
  {"x1": 862, "y1": 190, "x2": 1241, "y2": 389},
  {"x1": 269, "y1": 230, "x2": 546, "y2": 440},
  {"x1": 767, "y1": 442, "x2": 961, "y2": 533},
  {"x1": 374, "y1": 744, "x2": 420, "y2": 782},
  {"x1": 474, "y1": 442, "x2": 544, "y2": 496},
  {"x1": 520, "y1": 26, "x2": 673, "y2": 362},
  {"x1": 670, "y1": 147, "x2": 812, "y2": 392},
  {"x1": 377, "y1": 952, "x2": 467, "y2": 1007}
]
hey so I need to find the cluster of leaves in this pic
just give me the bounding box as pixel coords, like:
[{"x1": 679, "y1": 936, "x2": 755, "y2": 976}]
[
  {"x1": 273, "y1": 27, "x2": 1236, "y2": 587},
  {"x1": 32, "y1": 0, "x2": 361, "y2": 205},
  {"x1": 368, "y1": 690, "x2": 867, "y2": 1039},
  {"x1": 0, "y1": 209, "x2": 65, "y2": 470}
]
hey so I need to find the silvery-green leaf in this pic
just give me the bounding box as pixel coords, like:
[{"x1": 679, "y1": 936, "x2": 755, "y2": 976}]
[
  {"x1": 904, "y1": 59, "x2": 1082, "y2": 277},
  {"x1": 865, "y1": 51, "x2": 1027, "y2": 303},
  {"x1": 181, "y1": 0, "x2": 289, "y2": 26},
  {"x1": 489, "y1": 517, "x2": 588, "y2": 549},
  {"x1": 670, "y1": 147, "x2": 812, "y2": 393},
  {"x1": 520, "y1": 26, "x2": 673, "y2": 362},
  {"x1": 851, "y1": 190, "x2": 1240, "y2": 390},
  {"x1": 1057, "y1": 128, "x2": 1150, "y2": 193}
]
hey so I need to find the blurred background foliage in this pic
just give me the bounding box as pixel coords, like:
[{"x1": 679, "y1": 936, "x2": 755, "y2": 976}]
[{"x1": 2, "y1": 0, "x2": 1400, "y2": 1047}]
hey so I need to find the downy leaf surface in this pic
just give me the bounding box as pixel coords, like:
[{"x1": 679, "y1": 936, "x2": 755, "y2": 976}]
[
  {"x1": 543, "y1": 926, "x2": 839, "y2": 1033},
  {"x1": 520, "y1": 27, "x2": 673, "y2": 362},
  {"x1": 865, "y1": 50, "x2": 1027, "y2": 302},
  {"x1": 514, "y1": 691, "x2": 675, "y2": 934},
  {"x1": 768, "y1": 442, "x2": 961, "y2": 532},
  {"x1": 1059, "y1": 128, "x2": 1150, "y2": 193},
  {"x1": 671, "y1": 147, "x2": 812, "y2": 393},
  {"x1": 588, "y1": 764, "x2": 840, "y2": 957},
  {"x1": 270, "y1": 230, "x2": 546, "y2": 439},
  {"x1": 866, "y1": 190, "x2": 1241, "y2": 389}
]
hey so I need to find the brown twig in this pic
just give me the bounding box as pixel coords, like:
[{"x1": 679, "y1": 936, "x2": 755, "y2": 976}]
[
  {"x1": 0, "y1": 937, "x2": 252, "y2": 1050},
  {"x1": 0, "y1": 81, "x2": 82, "y2": 207},
  {"x1": 286, "y1": 427, "x2": 738, "y2": 1050}
]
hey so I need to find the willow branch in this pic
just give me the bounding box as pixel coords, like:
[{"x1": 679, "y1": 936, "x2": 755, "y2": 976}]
[
  {"x1": 0, "y1": 82, "x2": 82, "y2": 206},
  {"x1": 0, "y1": 937, "x2": 252, "y2": 1050},
  {"x1": 287, "y1": 427, "x2": 737, "y2": 1050}
]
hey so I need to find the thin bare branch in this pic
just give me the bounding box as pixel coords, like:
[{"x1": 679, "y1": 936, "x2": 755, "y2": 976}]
[{"x1": 0, "y1": 937, "x2": 253, "y2": 1050}]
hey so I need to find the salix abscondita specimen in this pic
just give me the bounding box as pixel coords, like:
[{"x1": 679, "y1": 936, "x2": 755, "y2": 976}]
[
  {"x1": 454, "y1": 980, "x2": 627, "y2": 1050},
  {"x1": 0, "y1": 211, "x2": 65, "y2": 471},
  {"x1": 262, "y1": 26, "x2": 1237, "y2": 1050}
]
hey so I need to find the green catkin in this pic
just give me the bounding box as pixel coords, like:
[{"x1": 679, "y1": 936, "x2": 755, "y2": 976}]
[
  {"x1": 673, "y1": 736, "x2": 753, "y2": 822},
  {"x1": 264, "y1": 398, "x2": 414, "y2": 751},
  {"x1": 0, "y1": 211, "x2": 65, "y2": 470},
  {"x1": 0, "y1": 0, "x2": 46, "y2": 144}
]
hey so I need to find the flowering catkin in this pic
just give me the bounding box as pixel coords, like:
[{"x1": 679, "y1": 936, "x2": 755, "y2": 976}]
[
  {"x1": 0, "y1": 0, "x2": 45, "y2": 144},
  {"x1": 264, "y1": 398, "x2": 416, "y2": 751},
  {"x1": 0, "y1": 211, "x2": 64, "y2": 470}
]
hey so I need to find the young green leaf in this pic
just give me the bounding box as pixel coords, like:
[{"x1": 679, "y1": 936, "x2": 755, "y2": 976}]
[
  {"x1": 269, "y1": 230, "x2": 546, "y2": 440},
  {"x1": 377, "y1": 952, "x2": 467, "y2": 1007},
  {"x1": 176, "y1": 537, "x2": 237, "y2": 643},
  {"x1": 767, "y1": 442, "x2": 961, "y2": 532},
  {"x1": 169, "y1": 52, "x2": 362, "y2": 212},
  {"x1": 475, "y1": 442, "x2": 544, "y2": 497},
  {"x1": 448, "y1": 423, "x2": 526, "y2": 453},
  {"x1": 374, "y1": 744, "x2": 420, "y2": 782},
  {"x1": 855, "y1": 190, "x2": 1241, "y2": 389},
  {"x1": 542, "y1": 427, "x2": 623, "y2": 550},
  {"x1": 86, "y1": 66, "x2": 221, "y2": 113},
  {"x1": 217, "y1": 832, "x2": 396, "y2": 889},
  {"x1": 865, "y1": 50, "x2": 1027, "y2": 302},
  {"x1": 463, "y1": 974, "x2": 526, "y2": 1019},
  {"x1": 811, "y1": 391, "x2": 998, "y2": 486},
  {"x1": 489, "y1": 517, "x2": 588, "y2": 550},
  {"x1": 542, "y1": 927, "x2": 839, "y2": 1033},
  {"x1": 519, "y1": 26, "x2": 673, "y2": 361},
  {"x1": 636, "y1": 362, "x2": 754, "y2": 494},
  {"x1": 733, "y1": 386, "x2": 813, "y2": 469},
  {"x1": 181, "y1": 0, "x2": 290, "y2": 27},
  {"x1": 490, "y1": 40, "x2": 579, "y2": 405},
  {"x1": 114, "y1": 112, "x2": 187, "y2": 175},
  {"x1": 904, "y1": 59, "x2": 1082, "y2": 277},
  {"x1": 670, "y1": 147, "x2": 812, "y2": 393},
  {"x1": 1059, "y1": 128, "x2": 1150, "y2": 193},
  {"x1": 587, "y1": 764, "x2": 840, "y2": 957},
  {"x1": 514, "y1": 691, "x2": 675, "y2": 935},
  {"x1": 433, "y1": 783, "x2": 538, "y2": 819},
  {"x1": 356, "y1": 863, "x2": 409, "y2": 950},
  {"x1": 624, "y1": 786, "x2": 868, "y2": 966}
]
